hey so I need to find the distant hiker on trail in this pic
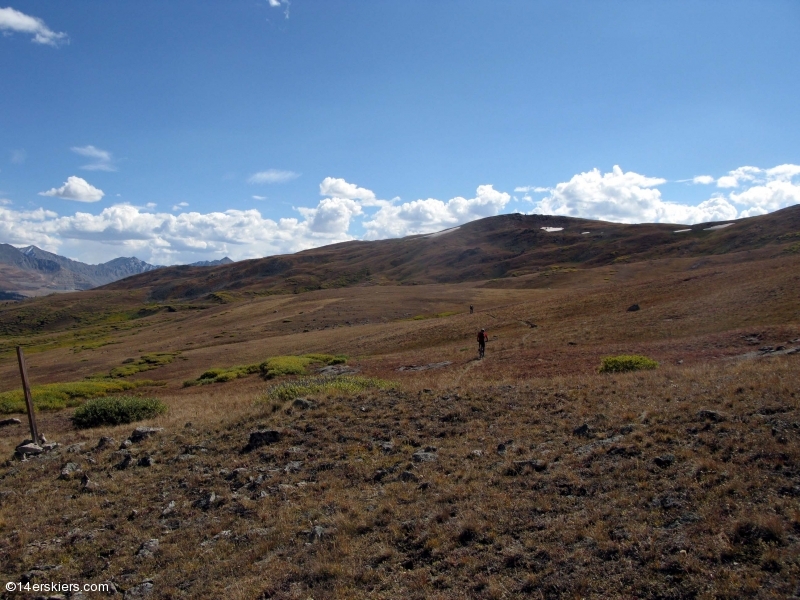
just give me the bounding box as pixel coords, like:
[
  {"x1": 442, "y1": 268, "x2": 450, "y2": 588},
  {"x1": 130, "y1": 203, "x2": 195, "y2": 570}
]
[
  {"x1": 470, "y1": 305, "x2": 474, "y2": 314},
  {"x1": 477, "y1": 328, "x2": 488, "y2": 359}
]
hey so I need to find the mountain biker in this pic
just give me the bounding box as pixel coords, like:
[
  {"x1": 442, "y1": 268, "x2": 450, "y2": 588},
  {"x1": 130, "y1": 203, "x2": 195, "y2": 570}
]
[{"x1": 477, "y1": 328, "x2": 488, "y2": 358}]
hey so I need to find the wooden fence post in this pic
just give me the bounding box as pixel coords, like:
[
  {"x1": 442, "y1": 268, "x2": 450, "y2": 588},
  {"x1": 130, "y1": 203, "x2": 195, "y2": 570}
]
[{"x1": 16, "y1": 347, "x2": 40, "y2": 445}]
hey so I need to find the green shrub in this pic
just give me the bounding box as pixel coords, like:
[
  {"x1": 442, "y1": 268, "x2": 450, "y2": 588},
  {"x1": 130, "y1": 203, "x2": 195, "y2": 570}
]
[
  {"x1": 184, "y1": 354, "x2": 349, "y2": 386},
  {"x1": 259, "y1": 355, "x2": 312, "y2": 378},
  {"x1": 109, "y1": 352, "x2": 178, "y2": 377},
  {"x1": 261, "y1": 375, "x2": 395, "y2": 403},
  {"x1": 0, "y1": 379, "x2": 155, "y2": 414},
  {"x1": 599, "y1": 355, "x2": 658, "y2": 373},
  {"x1": 72, "y1": 395, "x2": 167, "y2": 428}
]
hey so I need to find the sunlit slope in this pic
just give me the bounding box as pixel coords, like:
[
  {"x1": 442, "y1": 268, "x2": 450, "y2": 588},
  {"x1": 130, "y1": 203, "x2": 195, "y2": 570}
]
[{"x1": 101, "y1": 206, "x2": 800, "y2": 301}]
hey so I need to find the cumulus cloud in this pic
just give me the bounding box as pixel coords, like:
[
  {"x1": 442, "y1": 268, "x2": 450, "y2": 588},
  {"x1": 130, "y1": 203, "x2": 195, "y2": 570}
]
[
  {"x1": 531, "y1": 164, "x2": 800, "y2": 225},
  {"x1": 692, "y1": 175, "x2": 714, "y2": 185},
  {"x1": 0, "y1": 6, "x2": 67, "y2": 46},
  {"x1": 319, "y1": 177, "x2": 387, "y2": 206},
  {"x1": 364, "y1": 185, "x2": 511, "y2": 239},
  {"x1": 172, "y1": 202, "x2": 189, "y2": 211},
  {"x1": 248, "y1": 169, "x2": 300, "y2": 184},
  {"x1": 531, "y1": 166, "x2": 738, "y2": 224},
  {"x1": 39, "y1": 176, "x2": 105, "y2": 202},
  {"x1": 72, "y1": 145, "x2": 117, "y2": 172}
]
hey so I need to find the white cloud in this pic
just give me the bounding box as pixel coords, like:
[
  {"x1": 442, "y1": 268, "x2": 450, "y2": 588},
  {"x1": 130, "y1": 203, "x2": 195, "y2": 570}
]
[
  {"x1": 145, "y1": 203, "x2": 157, "y2": 209},
  {"x1": 0, "y1": 199, "x2": 11, "y2": 206},
  {"x1": 248, "y1": 169, "x2": 300, "y2": 184},
  {"x1": 10, "y1": 149, "x2": 26, "y2": 164},
  {"x1": 716, "y1": 166, "x2": 762, "y2": 188},
  {"x1": 319, "y1": 177, "x2": 388, "y2": 207},
  {"x1": 514, "y1": 186, "x2": 551, "y2": 193},
  {"x1": 364, "y1": 184, "x2": 511, "y2": 239},
  {"x1": 267, "y1": 0, "x2": 291, "y2": 19},
  {"x1": 172, "y1": 202, "x2": 189, "y2": 211},
  {"x1": 71, "y1": 145, "x2": 117, "y2": 172},
  {"x1": 532, "y1": 166, "x2": 738, "y2": 224},
  {"x1": 39, "y1": 176, "x2": 105, "y2": 202},
  {"x1": 692, "y1": 175, "x2": 714, "y2": 185},
  {"x1": 0, "y1": 6, "x2": 67, "y2": 46},
  {"x1": 252, "y1": 195, "x2": 267, "y2": 201}
]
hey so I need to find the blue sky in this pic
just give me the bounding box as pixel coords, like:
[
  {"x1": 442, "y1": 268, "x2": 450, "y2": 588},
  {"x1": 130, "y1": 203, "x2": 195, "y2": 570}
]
[{"x1": 1, "y1": 1, "x2": 799, "y2": 265}]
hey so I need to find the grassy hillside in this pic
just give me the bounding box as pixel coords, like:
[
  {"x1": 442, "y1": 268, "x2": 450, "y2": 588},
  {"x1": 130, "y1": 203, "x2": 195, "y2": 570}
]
[{"x1": 0, "y1": 210, "x2": 798, "y2": 598}]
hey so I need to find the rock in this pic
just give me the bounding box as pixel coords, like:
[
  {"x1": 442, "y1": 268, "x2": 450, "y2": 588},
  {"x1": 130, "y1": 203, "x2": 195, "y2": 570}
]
[
  {"x1": 114, "y1": 454, "x2": 133, "y2": 470},
  {"x1": 245, "y1": 429, "x2": 281, "y2": 451},
  {"x1": 284, "y1": 460, "x2": 303, "y2": 473},
  {"x1": 292, "y1": 398, "x2": 313, "y2": 410},
  {"x1": 496, "y1": 443, "x2": 507, "y2": 455},
  {"x1": 308, "y1": 525, "x2": 327, "y2": 542},
  {"x1": 400, "y1": 470, "x2": 419, "y2": 482},
  {"x1": 80, "y1": 474, "x2": 99, "y2": 493},
  {"x1": 119, "y1": 439, "x2": 133, "y2": 450},
  {"x1": 136, "y1": 538, "x2": 159, "y2": 558},
  {"x1": 397, "y1": 362, "x2": 452, "y2": 372},
  {"x1": 654, "y1": 454, "x2": 676, "y2": 468},
  {"x1": 412, "y1": 450, "x2": 437, "y2": 463},
  {"x1": 193, "y1": 491, "x2": 218, "y2": 510},
  {"x1": 15, "y1": 442, "x2": 43, "y2": 457},
  {"x1": 627, "y1": 304, "x2": 640, "y2": 312},
  {"x1": 42, "y1": 442, "x2": 59, "y2": 452},
  {"x1": 137, "y1": 455, "x2": 154, "y2": 467},
  {"x1": 513, "y1": 459, "x2": 547, "y2": 473},
  {"x1": 470, "y1": 449, "x2": 483, "y2": 458},
  {"x1": 130, "y1": 427, "x2": 163, "y2": 443},
  {"x1": 318, "y1": 364, "x2": 360, "y2": 376},
  {"x1": 573, "y1": 423, "x2": 591, "y2": 437},
  {"x1": 96, "y1": 436, "x2": 115, "y2": 450},
  {"x1": 161, "y1": 500, "x2": 176, "y2": 517},
  {"x1": 59, "y1": 462, "x2": 82, "y2": 480},
  {"x1": 124, "y1": 581, "x2": 154, "y2": 599},
  {"x1": 372, "y1": 469, "x2": 389, "y2": 482},
  {"x1": 65, "y1": 443, "x2": 85, "y2": 453},
  {"x1": 697, "y1": 409, "x2": 725, "y2": 422},
  {"x1": 0, "y1": 418, "x2": 21, "y2": 427}
]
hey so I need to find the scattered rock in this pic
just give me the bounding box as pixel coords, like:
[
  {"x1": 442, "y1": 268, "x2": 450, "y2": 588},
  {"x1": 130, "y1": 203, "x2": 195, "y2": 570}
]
[
  {"x1": 161, "y1": 501, "x2": 176, "y2": 517},
  {"x1": 130, "y1": 427, "x2": 163, "y2": 443},
  {"x1": 124, "y1": 580, "x2": 154, "y2": 599},
  {"x1": 397, "y1": 361, "x2": 452, "y2": 372},
  {"x1": 0, "y1": 417, "x2": 21, "y2": 427},
  {"x1": 654, "y1": 454, "x2": 676, "y2": 468},
  {"x1": 15, "y1": 442, "x2": 43, "y2": 458},
  {"x1": 137, "y1": 455, "x2": 154, "y2": 468},
  {"x1": 318, "y1": 364, "x2": 360, "y2": 376},
  {"x1": 65, "y1": 443, "x2": 85, "y2": 453},
  {"x1": 80, "y1": 474, "x2": 99, "y2": 493},
  {"x1": 400, "y1": 470, "x2": 419, "y2": 482},
  {"x1": 59, "y1": 462, "x2": 82, "y2": 480},
  {"x1": 114, "y1": 454, "x2": 133, "y2": 470},
  {"x1": 470, "y1": 449, "x2": 484, "y2": 458},
  {"x1": 307, "y1": 525, "x2": 328, "y2": 542},
  {"x1": 514, "y1": 459, "x2": 547, "y2": 473},
  {"x1": 627, "y1": 304, "x2": 640, "y2": 312},
  {"x1": 193, "y1": 491, "x2": 218, "y2": 511},
  {"x1": 96, "y1": 436, "x2": 115, "y2": 450},
  {"x1": 412, "y1": 450, "x2": 437, "y2": 463},
  {"x1": 136, "y1": 538, "x2": 159, "y2": 558},
  {"x1": 284, "y1": 460, "x2": 303, "y2": 473},
  {"x1": 573, "y1": 423, "x2": 591, "y2": 437},
  {"x1": 697, "y1": 409, "x2": 725, "y2": 422},
  {"x1": 292, "y1": 398, "x2": 313, "y2": 410},
  {"x1": 119, "y1": 439, "x2": 133, "y2": 450},
  {"x1": 379, "y1": 441, "x2": 395, "y2": 453},
  {"x1": 245, "y1": 429, "x2": 281, "y2": 451}
]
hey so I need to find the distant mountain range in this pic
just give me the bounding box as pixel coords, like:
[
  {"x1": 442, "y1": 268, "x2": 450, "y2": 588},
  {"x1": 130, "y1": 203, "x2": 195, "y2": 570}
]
[{"x1": 0, "y1": 245, "x2": 232, "y2": 298}]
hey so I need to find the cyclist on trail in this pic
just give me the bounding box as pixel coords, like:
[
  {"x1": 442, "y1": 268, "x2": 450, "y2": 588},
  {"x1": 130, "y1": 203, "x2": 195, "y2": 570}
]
[{"x1": 477, "y1": 328, "x2": 488, "y2": 359}]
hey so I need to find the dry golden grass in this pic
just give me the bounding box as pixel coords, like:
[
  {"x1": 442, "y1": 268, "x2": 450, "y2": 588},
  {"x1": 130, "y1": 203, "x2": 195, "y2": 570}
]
[{"x1": 0, "y1": 250, "x2": 798, "y2": 598}]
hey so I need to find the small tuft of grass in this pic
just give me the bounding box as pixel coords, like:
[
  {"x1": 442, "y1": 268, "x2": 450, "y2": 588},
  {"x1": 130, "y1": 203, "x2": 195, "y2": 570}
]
[
  {"x1": 108, "y1": 352, "x2": 178, "y2": 377},
  {"x1": 184, "y1": 354, "x2": 347, "y2": 386},
  {"x1": 260, "y1": 374, "x2": 395, "y2": 403},
  {"x1": 599, "y1": 354, "x2": 659, "y2": 373},
  {"x1": 72, "y1": 395, "x2": 167, "y2": 428},
  {"x1": 0, "y1": 379, "x2": 156, "y2": 413}
]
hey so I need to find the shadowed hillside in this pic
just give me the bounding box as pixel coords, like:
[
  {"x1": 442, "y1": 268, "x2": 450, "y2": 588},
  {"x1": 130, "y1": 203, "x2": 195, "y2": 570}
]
[{"x1": 102, "y1": 206, "x2": 800, "y2": 301}]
